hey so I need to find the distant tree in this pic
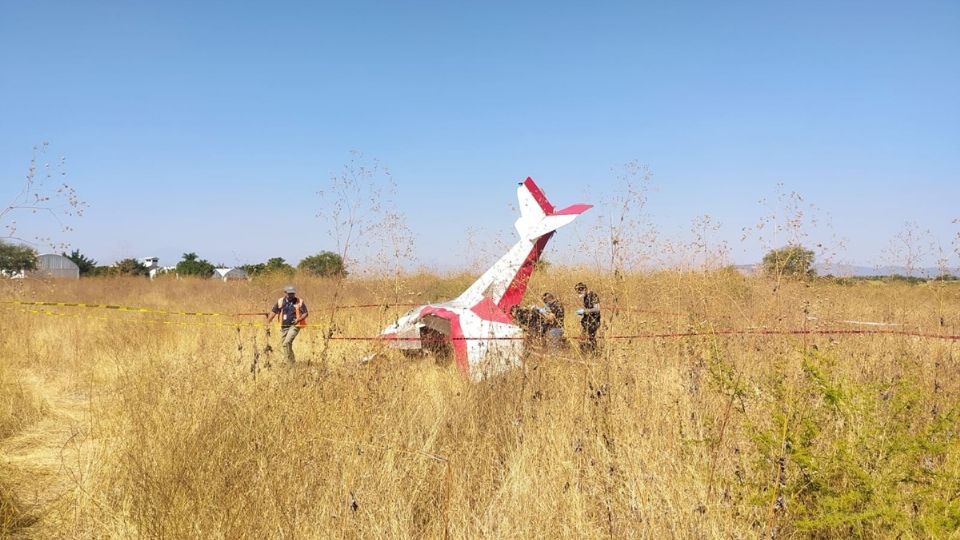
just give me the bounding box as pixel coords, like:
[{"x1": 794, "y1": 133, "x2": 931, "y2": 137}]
[
  {"x1": 239, "y1": 262, "x2": 266, "y2": 276},
  {"x1": 63, "y1": 249, "x2": 97, "y2": 275},
  {"x1": 114, "y1": 258, "x2": 149, "y2": 276},
  {"x1": 0, "y1": 240, "x2": 37, "y2": 274},
  {"x1": 264, "y1": 257, "x2": 295, "y2": 276},
  {"x1": 762, "y1": 245, "x2": 816, "y2": 280},
  {"x1": 533, "y1": 258, "x2": 550, "y2": 273},
  {"x1": 175, "y1": 252, "x2": 215, "y2": 277},
  {"x1": 90, "y1": 265, "x2": 112, "y2": 277},
  {"x1": 298, "y1": 251, "x2": 347, "y2": 277}
]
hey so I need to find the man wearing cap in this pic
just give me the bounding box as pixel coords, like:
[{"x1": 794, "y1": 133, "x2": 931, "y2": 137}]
[
  {"x1": 574, "y1": 282, "x2": 601, "y2": 352},
  {"x1": 266, "y1": 285, "x2": 309, "y2": 364}
]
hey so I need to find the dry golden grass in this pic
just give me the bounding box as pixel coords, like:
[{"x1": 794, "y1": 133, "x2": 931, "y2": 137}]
[{"x1": 1, "y1": 270, "x2": 959, "y2": 538}]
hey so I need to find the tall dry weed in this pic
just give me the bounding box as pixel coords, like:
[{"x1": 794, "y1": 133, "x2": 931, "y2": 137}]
[{"x1": 1, "y1": 272, "x2": 958, "y2": 537}]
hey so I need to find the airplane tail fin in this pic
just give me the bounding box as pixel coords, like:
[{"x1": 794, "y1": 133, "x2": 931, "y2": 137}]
[
  {"x1": 454, "y1": 178, "x2": 591, "y2": 310},
  {"x1": 515, "y1": 178, "x2": 592, "y2": 241}
]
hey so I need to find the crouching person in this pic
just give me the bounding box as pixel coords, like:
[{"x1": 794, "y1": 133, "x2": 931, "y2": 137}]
[
  {"x1": 266, "y1": 285, "x2": 308, "y2": 364},
  {"x1": 510, "y1": 304, "x2": 545, "y2": 347},
  {"x1": 539, "y1": 292, "x2": 565, "y2": 349}
]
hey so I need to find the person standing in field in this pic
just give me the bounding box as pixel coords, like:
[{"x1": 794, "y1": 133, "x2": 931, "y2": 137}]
[
  {"x1": 265, "y1": 285, "x2": 308, "y2": 364},
  {"x1": 539, "y1": 292, "x2": 565, "y2": 348},
  {"x1": 574, "y1": 282, "x2": 601, "y2": 352}
]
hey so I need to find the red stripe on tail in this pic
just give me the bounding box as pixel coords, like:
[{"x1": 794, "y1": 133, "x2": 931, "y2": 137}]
[
  {"x1": 552, "y1": 203, "x2": 592, "y2": 216},
  {"x1": 497, "y1": 232, "x2": 553, "y2": 312},
  {"x1": 523, "y1": 177, "x2": 554, "y2": 214}
]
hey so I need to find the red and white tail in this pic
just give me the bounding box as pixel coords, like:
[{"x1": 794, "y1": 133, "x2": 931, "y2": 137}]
[
  {"x1": 456, "y1": 178, "x2": 592, "y2": 311},
  {"x1": 515, "y1": 178, "x2": 593, "y2": 241}
]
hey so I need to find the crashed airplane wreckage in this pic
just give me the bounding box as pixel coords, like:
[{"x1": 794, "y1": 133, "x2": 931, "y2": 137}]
[{"x1": 380, "y1": 178, "x2": 592, "y2": 381}]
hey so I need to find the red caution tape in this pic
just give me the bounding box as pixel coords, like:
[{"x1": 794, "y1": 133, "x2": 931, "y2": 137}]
[{"x1": 326, "y1": 328, "x2": 960, "y2": 342}]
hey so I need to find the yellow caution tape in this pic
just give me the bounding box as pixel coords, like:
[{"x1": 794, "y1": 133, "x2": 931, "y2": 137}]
[
  {"x1": 0, "y1": 299, "x2": 231, "y2": 318},
  {"x1": 4, "y1": 304, "x2": 272, "y2": 329}
]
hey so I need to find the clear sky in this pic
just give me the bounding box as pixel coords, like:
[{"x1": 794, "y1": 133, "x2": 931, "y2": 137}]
[{"x1": 2, "y1": 1, "x2": 958, "y2": 271}]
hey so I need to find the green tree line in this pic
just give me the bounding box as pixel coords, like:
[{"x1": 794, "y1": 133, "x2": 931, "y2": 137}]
[{"x1": 0, "y1": 241, "x2": 347, "y2": 278}]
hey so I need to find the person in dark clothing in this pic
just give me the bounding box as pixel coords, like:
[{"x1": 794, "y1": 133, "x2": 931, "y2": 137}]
[
  {"x1": 539, "y1": 292, "x2": 565, "y2": 348},
  {"x1": 574, "y1": 282, "x2": 601, "y2": 352},
  {"x1": 265, "y1": 285, "x2": 308, "y2": 364},
  {"x1": 510, "y1": 304, "x2": 545, "y2": 345}
]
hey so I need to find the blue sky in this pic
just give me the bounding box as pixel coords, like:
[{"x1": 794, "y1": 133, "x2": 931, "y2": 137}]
[{"x1": 2, "y1": 1, "x2": 958, "y2": 271}]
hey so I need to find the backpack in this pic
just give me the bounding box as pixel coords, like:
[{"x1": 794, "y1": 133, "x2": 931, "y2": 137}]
[{"x1": 276, "y1": 297, "x2": 308, "y2": 328}]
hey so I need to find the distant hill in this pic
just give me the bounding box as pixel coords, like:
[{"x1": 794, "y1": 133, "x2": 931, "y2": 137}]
[
  {"x1": 734, "y1": 263, "x2": 951, "y2": 278},
  {"x1": 819, "y1": 264, "x2": 947, "y2": 278}
]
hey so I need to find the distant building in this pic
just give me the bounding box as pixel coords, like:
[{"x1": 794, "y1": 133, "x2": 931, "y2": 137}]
[
  {"x1": 29, "y1": 253, "x2": 80, "y2": 279},
  {"x1": 143, "y1": 257, "x2": 161, "y2": 280},
  {"x1": 733, "y1": 264, "x2": 761, "y2": 276},
  {"x1": 212, "y1": 268, "x2": 248, "y2": 281}
]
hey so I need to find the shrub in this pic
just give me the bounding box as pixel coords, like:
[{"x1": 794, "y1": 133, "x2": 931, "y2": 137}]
[
  {"x1": 298, "y1": 251, "x2": 347, "y2": 277},
  {"x1": 762, "y1": 245, "x2": 816, "y2": 280},
  {"x1": 0, "y1": 241, "x2": 37, "y2": 274},
  {"x1": 175, "y1": 252, "x2": 215, "y2": 277},
  {"x1": 114, "y1": 258, "x2": 149, "y2": 276}
]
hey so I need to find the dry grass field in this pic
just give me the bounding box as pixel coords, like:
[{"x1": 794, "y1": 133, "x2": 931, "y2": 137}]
[{"x1": 1, "y1": 270, "x2": 958, "y2": 538}]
